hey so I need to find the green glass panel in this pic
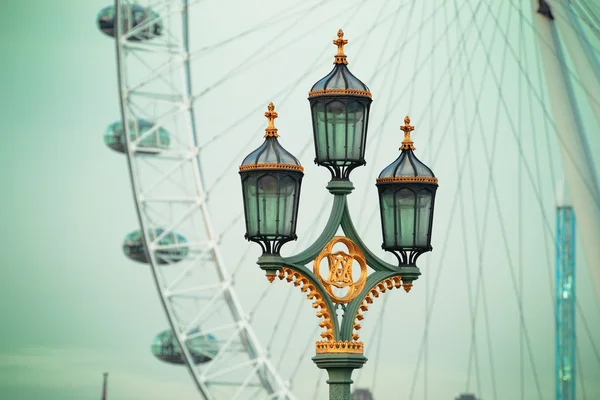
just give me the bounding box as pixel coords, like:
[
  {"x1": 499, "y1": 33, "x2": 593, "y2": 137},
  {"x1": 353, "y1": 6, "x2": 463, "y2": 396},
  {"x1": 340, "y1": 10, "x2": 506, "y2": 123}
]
[
  {"x1": 380, "y1": 190, "x2": 396, "y2": 247},
  {"x1": 395, "y1": 188, "x2": 416, "y2": 247},
  {"x1": 381, "y1": 188, "x2": 416, "y2": 248},
  {"x1": 277, "y1": 176, "x2": 296, "y2": 237},
  {"x1": 313, "y1": 101, "x2": 365, "y2": 164},
  {"x1": 257, "y1": 174, "x2": 279, "y2": 236},
  {"x1": 313, "y1": 102, "x2": 329, "y2": 161},
  {"x1": 414, "y1": 190, "x2": 432, "y2": 247},
  {"x1": 345, "y1": 101, "x2": 364, "y2": 161},
  {"x1": 243, "y1": 173, "x2": 298, "y2": 239},
  {"x1": 243, "y1": 175, "x2": 260, "y2": 236}
]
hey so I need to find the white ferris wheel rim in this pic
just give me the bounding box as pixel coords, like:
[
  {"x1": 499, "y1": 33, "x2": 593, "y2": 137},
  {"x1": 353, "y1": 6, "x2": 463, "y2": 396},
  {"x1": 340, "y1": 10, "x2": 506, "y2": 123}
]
[{"x1": 113, "y1": 0, "x2": 296, "y2": 398}]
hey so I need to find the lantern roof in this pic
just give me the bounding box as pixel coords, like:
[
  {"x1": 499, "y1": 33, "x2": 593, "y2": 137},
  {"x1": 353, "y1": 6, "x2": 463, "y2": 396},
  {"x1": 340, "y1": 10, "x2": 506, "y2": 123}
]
[
  {"x1": 377, "y1": 116, "x2": 438, "y2": 184},
  {"x1": 239, "y1": 103, "x2": 304, "y2": 173},
  {"x1": 308, "y1": 30, "x2": 372, "y2": 100}
]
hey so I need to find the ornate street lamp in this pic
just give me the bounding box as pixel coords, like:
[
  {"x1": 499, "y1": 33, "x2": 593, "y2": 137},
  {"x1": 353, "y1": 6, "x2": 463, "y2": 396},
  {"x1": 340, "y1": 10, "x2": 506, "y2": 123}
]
[
  {"x1": 376, "y1": 116, "x2": 438, "y2": 269},
  {"x1": 308, "y1": 29, "x2": 372, "y2": 180},
  {"x1": 239, "y1": 31, "x2": 439, "y2": 400},
  {"x1": 239, "y1": 102, "x2": 304, "y2": 255}
]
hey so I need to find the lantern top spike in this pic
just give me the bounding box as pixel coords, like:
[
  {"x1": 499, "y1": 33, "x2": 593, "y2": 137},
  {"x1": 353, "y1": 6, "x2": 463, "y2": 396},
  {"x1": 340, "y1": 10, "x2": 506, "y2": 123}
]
[
  {"x1": 308, "y1": 30, "x2": 372, "y2": 100},
  {"x1": 264, "y1": 102, "x2": 279, "y2": 138},
  {"x1": 333, "y1": 29, "x2": 348, "y2": 65},
  {"x1": 400, "y1": 115, "x2": 416, "y2": 151},
  {"x1": 239, "y1": 103, "x2": 303, "y2": 173},
  {"x1": 376, "y1": 116, "x2": 437, "y2": 184}
]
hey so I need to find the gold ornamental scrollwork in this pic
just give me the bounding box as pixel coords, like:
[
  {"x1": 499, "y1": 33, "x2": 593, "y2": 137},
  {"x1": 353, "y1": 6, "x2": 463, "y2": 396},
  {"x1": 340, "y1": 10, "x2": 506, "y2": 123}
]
[
  {"x1": 313, "y1": 236, "x2": 367, "y2": 304},
  {"x1": 273, "y1": 267, "x2": 335, "y2": 341}
]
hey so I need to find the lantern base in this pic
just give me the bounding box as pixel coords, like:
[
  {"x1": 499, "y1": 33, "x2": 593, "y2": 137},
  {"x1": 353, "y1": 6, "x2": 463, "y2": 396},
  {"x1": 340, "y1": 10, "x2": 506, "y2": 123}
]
[
  {"x1": 326, "y1": 179, "x2": 355, "y2": 195},
  {"x1": 257, "y1": 253, "x2": 285, "y2": 277}
]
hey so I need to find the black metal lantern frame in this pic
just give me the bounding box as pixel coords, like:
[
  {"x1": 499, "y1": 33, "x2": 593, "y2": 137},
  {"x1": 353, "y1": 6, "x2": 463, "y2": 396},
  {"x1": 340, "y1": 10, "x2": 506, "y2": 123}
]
[
  {"x1": 240, "y1": 167, "x2": 304, "y2": 254},
  {"x1": 308, "y1": 95, "x2": 372, "y2": 179},
  {"x1": 307, "y1": 29, "x2": 373, "y2": 181},
  {"x1": 376, "y1": 181, "x2": 438, "y2": 265},
  {"x1": 374, "y1": 116, "x2": 438, "y2": 266},
  {"x1": 239, "y1": 102, "x2": 305, "y2": 255}
]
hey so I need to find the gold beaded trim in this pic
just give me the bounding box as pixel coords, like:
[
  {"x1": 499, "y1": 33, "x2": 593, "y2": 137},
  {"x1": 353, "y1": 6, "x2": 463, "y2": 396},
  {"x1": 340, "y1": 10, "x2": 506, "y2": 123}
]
[
  {"x1": 239, "y1": 163, "x2": 304, "y2": 172},
  {"x1": 376, "y1": 176, "x2": 438, "y2": 184},
  {"x1": 315, "y1": 340, "x2": 364, "y2": 354},
  {"x1": 308, "y1": 88, "x2": 372, "y2": 99}
]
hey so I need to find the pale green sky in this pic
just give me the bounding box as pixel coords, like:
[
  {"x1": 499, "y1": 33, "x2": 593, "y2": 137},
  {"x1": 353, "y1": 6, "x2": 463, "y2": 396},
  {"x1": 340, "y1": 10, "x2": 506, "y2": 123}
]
[{"x1": 0, "y1": 0, "x2": 599, "y2": 399}]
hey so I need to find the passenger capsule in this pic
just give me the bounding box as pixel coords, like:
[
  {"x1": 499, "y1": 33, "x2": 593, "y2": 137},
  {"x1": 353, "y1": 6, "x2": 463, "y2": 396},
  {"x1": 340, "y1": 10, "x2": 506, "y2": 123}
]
[
  {"x1": 104, "y1": 120, "x2": 170, "y2": 154},
  {"x1": 97, "y1": 4, "x2": 162, "y2": 41},
  {"x1": 151, "y1": 328, "x2": 219, "y2": 365},
  {"x1": 123, "y1": 228, "x2": 189, "y2": 265}
]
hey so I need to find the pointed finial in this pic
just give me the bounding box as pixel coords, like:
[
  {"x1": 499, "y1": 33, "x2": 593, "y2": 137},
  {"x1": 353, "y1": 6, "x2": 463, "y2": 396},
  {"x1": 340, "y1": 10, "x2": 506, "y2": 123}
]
[
  {"x1": 400, "y1": 115, "x2": 416, "y2": 150},
  {"x1": 333, "y1": 29, "x2": 348, "y2": 65},
  {"x1": 264, "y1": 102, "x2": 279, "y2": 138}
]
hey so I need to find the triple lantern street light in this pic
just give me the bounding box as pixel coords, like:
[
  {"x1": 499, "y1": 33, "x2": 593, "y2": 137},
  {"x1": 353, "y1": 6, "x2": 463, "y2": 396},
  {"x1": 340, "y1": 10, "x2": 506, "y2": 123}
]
[{"x1": 238, "y1": 29, "x2": 439, "y2": 400}]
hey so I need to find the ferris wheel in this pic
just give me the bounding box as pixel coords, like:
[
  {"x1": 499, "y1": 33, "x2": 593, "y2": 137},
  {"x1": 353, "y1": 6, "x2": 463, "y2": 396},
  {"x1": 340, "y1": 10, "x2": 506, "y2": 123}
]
[{"x1": 97, "y1": 0, "x2": 600, "y2": 399}]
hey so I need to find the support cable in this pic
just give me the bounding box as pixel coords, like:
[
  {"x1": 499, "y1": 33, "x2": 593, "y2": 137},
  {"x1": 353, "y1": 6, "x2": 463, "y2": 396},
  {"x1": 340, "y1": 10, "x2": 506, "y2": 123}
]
[
  {"x1": 576, "y1": 300, "x2": 600, "y2": 367},
  {"x1": 469, "y1": 7, "x2": 516, "y2": 400},
  {"x1": 518, "y1": 1, "x2": 525, "y2": 397},
  {"x1": 370, "y1": 295, "x2": 389, "y2": 394},
  {"x1": 192, "y1": 0, "x2": 359, "y2": 101},
  {"x1": 466, "y1": 0, "x2": 545, "y2": 396},
  {"x1": 454, "y1": 1, "x2": 483, "y2": 395},
  {"x1": 190, "y1": 0, "x2": 338, "y2": 58},
  {"x1": 407, "y1": 2, "x2": 506, "y2": 397},
  {"x1": 576, "y1": 343, "x2": 588, "y2": 400},
  {"x1": 312, "y1": 371, "x2": 325, "y2": 399},
  {"x1": 356, "y1": 0, "x2": 420, "y2": 229}
]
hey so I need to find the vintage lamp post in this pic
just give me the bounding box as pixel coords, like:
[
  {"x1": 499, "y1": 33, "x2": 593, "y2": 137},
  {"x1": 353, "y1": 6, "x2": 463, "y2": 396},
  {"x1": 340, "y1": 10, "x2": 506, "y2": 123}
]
[{"x1": 239, "y1": 30, "x2": 439, "y2": 400}]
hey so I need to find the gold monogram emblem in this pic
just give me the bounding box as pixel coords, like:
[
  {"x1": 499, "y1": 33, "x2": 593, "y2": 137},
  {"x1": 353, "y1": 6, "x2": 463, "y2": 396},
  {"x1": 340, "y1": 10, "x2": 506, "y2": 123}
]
[{"x1": 313, "y1": 236, "x2": 367, "y2": 303}]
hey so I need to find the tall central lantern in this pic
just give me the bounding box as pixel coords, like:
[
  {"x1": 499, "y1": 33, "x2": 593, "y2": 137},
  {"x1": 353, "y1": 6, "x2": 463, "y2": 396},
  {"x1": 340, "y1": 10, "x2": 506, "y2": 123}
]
[{"x1": 308, "y1": 29, "x2": 373, "y2": 180}]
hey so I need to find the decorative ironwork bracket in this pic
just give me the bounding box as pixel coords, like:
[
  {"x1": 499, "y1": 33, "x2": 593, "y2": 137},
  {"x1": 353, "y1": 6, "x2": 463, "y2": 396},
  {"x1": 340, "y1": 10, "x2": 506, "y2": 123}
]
[{"x1": 257, "y1": 180, "x2": 421, "y2": 354}]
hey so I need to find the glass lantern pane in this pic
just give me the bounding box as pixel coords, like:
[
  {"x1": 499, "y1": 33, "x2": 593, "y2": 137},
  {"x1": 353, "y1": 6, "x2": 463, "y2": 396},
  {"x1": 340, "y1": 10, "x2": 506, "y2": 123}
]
[
  {"x1": 380, "y1": 188, "x2": 416, "y2": 248},
  {"x1": 312, "y1": 102, "x2": 329, "y2": 161},
  {"x1": 277, "y1": 175, "x2": 297, "y2": 237},
  {"x1": 414, "y1": 189, "x2": 433, "y2": 247},
  {"x1": 313, "y1": 100, "x2": 366, "y2": 165},
  {"x1": 243, "y1": 175, "x2": 260, "y2": 236},
  {"x1": 380, "y1": 190, "x2": 396, "y2": 247},
  {"x1": 395, "y1": 188, "x2": 416, "y2": 247},
  {"x1": 325, "y1": 100, "x2": 347, "y2": 161},
  {"x1": 346, "y1": 101, "x2": 365, "y2": 161},
  {"x1": 243, "y1": 173, "x2": 300, "y2": 240},
  {"x1": 257, "y1": 174, "x2": 280, "y2": 236}
]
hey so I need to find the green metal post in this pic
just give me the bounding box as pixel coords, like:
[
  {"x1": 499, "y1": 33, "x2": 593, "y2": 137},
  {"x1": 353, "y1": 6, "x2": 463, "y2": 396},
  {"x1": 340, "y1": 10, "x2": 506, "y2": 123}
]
[{"x1": 313, "y1": 353, "x2": 368, "y2": 400}]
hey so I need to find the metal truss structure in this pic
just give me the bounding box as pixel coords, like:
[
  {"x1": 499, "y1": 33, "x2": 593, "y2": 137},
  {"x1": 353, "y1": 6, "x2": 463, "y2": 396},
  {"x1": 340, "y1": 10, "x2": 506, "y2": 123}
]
[{"x1": 113, "y1": 1, "x2": 294, "y2": 398}]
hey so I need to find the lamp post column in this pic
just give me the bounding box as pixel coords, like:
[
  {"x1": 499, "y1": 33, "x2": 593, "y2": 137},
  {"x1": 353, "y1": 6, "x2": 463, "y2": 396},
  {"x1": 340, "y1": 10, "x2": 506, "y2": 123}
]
[{"x1": 313, "y1": 353, "x2": 368, "y2": 400}]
